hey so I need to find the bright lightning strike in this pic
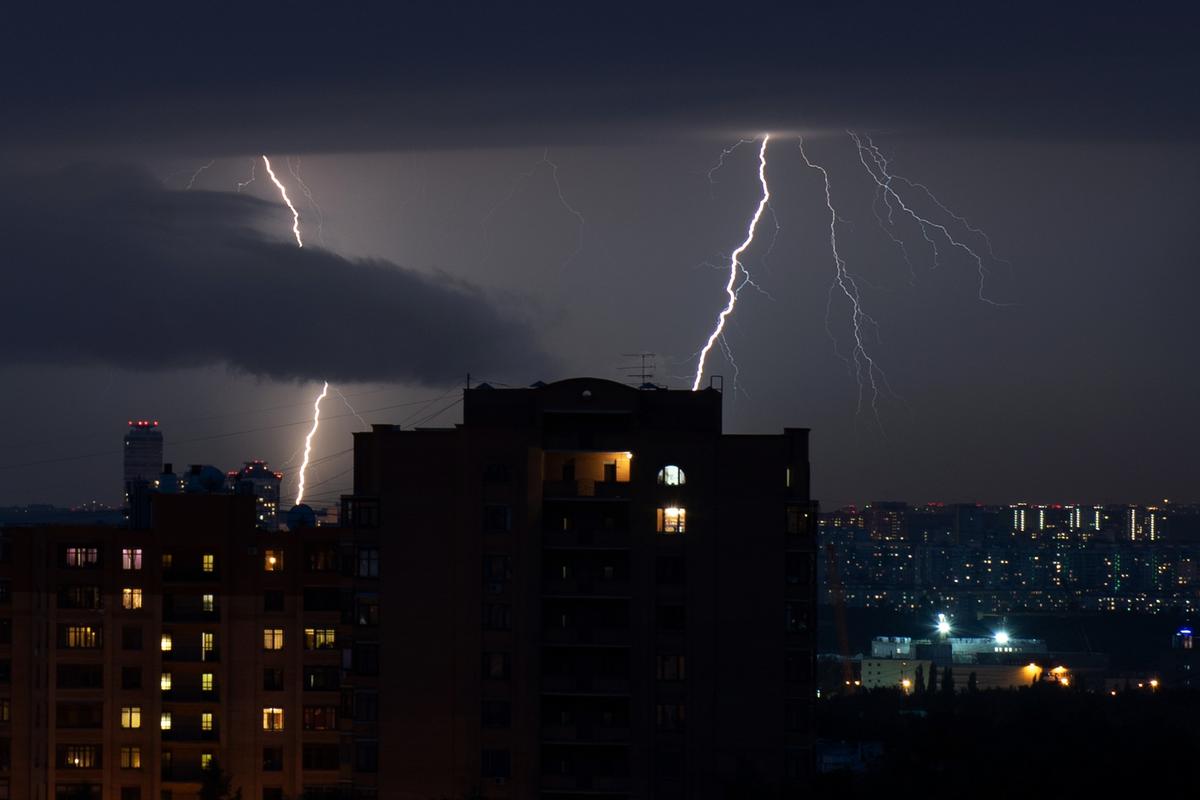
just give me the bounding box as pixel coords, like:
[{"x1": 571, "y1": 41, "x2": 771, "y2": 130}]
[
  {"x1": 294, "y1": 381, "x2": 329, "y2": 507},
  {"x1": 799, "y1": 138, "x2": 887, "y2": 425},
  {"x1": 261, "y1": 155, "x2": 303, "y2": 248},
  {"x1": 691, "y1": 134, "x2": 771, "y2": 392},
  {"x1": 848, "y1": 131, "x2": 1006, "y2": 305}
]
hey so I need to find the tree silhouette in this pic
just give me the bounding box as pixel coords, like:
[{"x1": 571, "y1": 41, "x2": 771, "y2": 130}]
[
  {"x1": 199, "y1": 758, "x2": 242, "y2": 800},
  {"x1": 941, "y1": 666, "x2": 955, "y2": 694},
  {"x1": 914, "y1": 664, "x2": 926, "y2": 695},
  {"x1": 967, "y1": 671, "x2": 978, "y2": 693},
  {"x1": 927, "y1": 663, "x2": 938, "y2": 694}
]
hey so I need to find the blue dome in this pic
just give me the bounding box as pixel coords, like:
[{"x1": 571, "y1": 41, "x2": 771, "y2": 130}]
[{"x1": 286, "y1": 504, "x2": 317, "y2": 530}]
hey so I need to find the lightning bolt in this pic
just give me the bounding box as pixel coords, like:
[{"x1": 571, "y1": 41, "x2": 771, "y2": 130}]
[
  {"x1": 691, "y1": 134, "x2": 771, "y2": 392},
  {"x1": 287, "y1": 156, "x2": 326, "y2": 247},
  {"x1": 294, "y1": 381, "x2": 329, "y2": 507},
  {"x1": 261, "y1": 155, "x2": 303, "y2": 248},
  {"x1": 799, "y1": 138, "x2": 888, "y2": 426},
  {"x1": 705, "y1": 137, "x2": 754, "y2": 195},
  {"x1": 848, "y1": 131, "x2": 1006, "y2": 305}
]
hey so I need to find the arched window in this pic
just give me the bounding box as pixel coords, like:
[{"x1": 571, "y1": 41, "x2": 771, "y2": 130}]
[{"x1": 657, "y1": 465, "x2": 685, "y2": 486}]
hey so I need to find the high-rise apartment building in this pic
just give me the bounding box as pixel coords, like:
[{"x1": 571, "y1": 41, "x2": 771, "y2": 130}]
[
  {"x1": 342, "y1": 378, "x2": 816, "y2": 799},
  {"x1": 123, "y1": 421, "x2": 163, "y2": 506}
]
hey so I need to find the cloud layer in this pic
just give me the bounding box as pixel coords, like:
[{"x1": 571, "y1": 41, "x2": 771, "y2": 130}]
[{"x1": 0, "y1": 164, "x2": 556, "y2": 384}]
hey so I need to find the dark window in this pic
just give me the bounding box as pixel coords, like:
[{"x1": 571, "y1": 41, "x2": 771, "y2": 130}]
[
  {"x1": 58, "y1": 664, "x2": 104, "y2": 689},
  {"x1": 121, "y1": 667, "x2": 141, "y2": 690},
  {"x1": 263, "y1": 591, "x2": 284, "y2": 612},
  {"x1": 303, "y1": 666, "x2": 340, "y2": 691},
  {"x1": 656, "y1": 604, "x2": 686, "y2": 632},
  {"x1": 301, "y1": 743, "x2": 340, "y2": 771},
  {"x1": 121, "y1": 789, "x2": 141, "y2": 800},
  {"x1": 482, "y1": 700, "x2": 511, "y2": 728},
  {"x1": 122, "y1": 626, "x2": 143, "y2": 651},
  {"x1": 354, "y1": 741, "x2": 378, "y2": 773},
  {"x1": 787, "y1": 505, "x2": 811, "y2": 535},
  {"x1": 656, "y1": 655, "x2": 686, "y2": 681},
  {"x1": 263, "y1": 668, "x2": 284, "y2": 691},
  {"x1": 785, "y1": 701, "x2": 806, "y2": 732},
  {"x1": 655, "y1": 703, "x2": 687, "y2": 730},
  {"x1": 0, "y1": 619, "x2": 9, "y2": 645},
  {"x1": 262, "y1": 747, "x2": 283, "y2": 771},
  {"x1": 483, "y1": 652, "x2": 510, "y2": 680},
  {"x1": 0, "y1": 661, "x2": 9, "y2": 684},
  {"x1": 483, "y1": 555, "x2": 512, "y2": 584},
  {"x1": 302, "y1": 587, "x2": 340, "y2": 612},
  {"x1": 483, "y1": 603, "x2": 511, "y2": 631},
  {"x1": 354, "y1": 643, "x2": 379, "y2": 676},
  {"x1": 354, "y1": 691, "x2": 379, "y2": 722},
  {"x1": 356, "y1": 593, "x2": 379, "y2": 626},
  {"x1": 785, "y1": 602, "x2": 811, "y2": 634},
  {"x1": 58, "y1": 585, "x2": 101, "y2": 609},
  {"x1": 483, "y1": 505, "x2": 511, "y2": 533},
  {"x1": 786, "y1": 552, "x2": 813, "y2": 586},
  {"x1": 263, "y1": 791, "x2": 284, "y2": 800},
  {"x1": 785, "y1": 650, "x2": 813, "y2": 683},
  {"x1": 656, "y1": 746, "x2": 684, "y2": 777},
  {"x1": 305, "y1": 544, "x2": 338, "y2": 572},
  {"x1": 484, "y1": 463, "x2": 512, "y2": 482},
  {"x1": 356, "y1": 547, "x2": 379, "y2": 578},
  {"x1": 0, "y1": 580, "x2": 10, "y2": 604},
  {"x1": 656, "y1": 556, "x2": 686, "y2": 584},
  {"x1": 302, "y1": 706, "x2": 338, "y2": 731},
  {"x1": 55, "y1": 702, "x2": 103, "y2": 729},
  {"x1": 481, "y1": 749, "x2": 510, "y2": 778}
]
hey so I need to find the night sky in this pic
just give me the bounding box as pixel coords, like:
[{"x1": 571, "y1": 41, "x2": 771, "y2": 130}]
[{"x1": 1, "y1": 3, "x2": 1197, "y2": 509}]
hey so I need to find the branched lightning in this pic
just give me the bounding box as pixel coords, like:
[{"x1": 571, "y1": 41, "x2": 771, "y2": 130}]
[
  {"x1": 294, "y1": 381, "x2": 329, "y2": 506},
  {"x1": 481, "y1": 148, "x2": 585, "y2": 267},
  {"x1": 705, "y1": 138, "x2": 754, "y2": 196},
  {"x1": 799, "y1": 138, "x2": 887, "y2": 426},
  {"x1": 184, "y1": 160, "x2": 215, "y2": 190},
  {"x1": 332, "y1": 386, "x2": 368, "y2": 428},
  {"x1": 287, "y1": 156, "x2": 326, "y2": 246},
  {"x1": 235, "y1": 158, "x2": 257, "y2": 192},
  {"x1": 691, "y1": 134, "x2": 772, "y2": 392},
  {"x1": 848, "y1": 131, "x2": 1006, "y2": 305},
  {"x1": 261, "y1": 155, "x2": 303, "y2": 248}
]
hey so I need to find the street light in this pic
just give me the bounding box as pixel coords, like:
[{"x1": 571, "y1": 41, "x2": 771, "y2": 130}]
[
  {"x1": 936, "y1": 613, "x2": 951, "y2": 636},
  {"x1": 994, "y1": 631, "x2": 1010, "y2": 646}
]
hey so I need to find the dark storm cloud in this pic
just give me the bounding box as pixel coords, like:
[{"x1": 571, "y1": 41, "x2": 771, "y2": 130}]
[
  {"x1": 0, "y1": 164, "x2": 555, "y2": 384},
  {"x1": 1, "y1": 2, "x2": 1196, "y2": 155}
]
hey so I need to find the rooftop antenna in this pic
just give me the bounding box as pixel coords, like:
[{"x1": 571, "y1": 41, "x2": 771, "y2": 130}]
[{"x1": 618, "y1": 353, "x2": 657, "y2": 387}]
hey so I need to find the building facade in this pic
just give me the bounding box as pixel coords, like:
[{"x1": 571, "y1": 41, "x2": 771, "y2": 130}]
[
  {"x1": 0, "y1": 493, "x2": 381, "y2": 800},
  {"x1": 122, "y1": 422, "x2": 163, "y2": 506},
  {"x1": 343, "y1": 378, "x2": 816, "y2": 799}
]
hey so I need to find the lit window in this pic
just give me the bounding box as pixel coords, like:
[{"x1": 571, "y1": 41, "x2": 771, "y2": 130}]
[
  {"x1": 160, "y1": 633, "x2": 173, "y2": 652},
  {"x1": 264, "y1": 549, "x2": 284, "y2": 571},
  {"x1": 0, "y1": 699, "x2": 8, "y2": 721},
  {"x1": 202, "y1": 593, "x2": 214, "y2": 612},
  {"x1": 160, "y1": 672, "x2": 172, "y2": 691},
  {"x1": 263, "y1": 628, "x2": 284, "y2": 650},
  {"x1": 121, "y1": 706, "x2": 142, "y2": 729},
  {"x1": 64, "y1": 546, "x2": 99, "y2": 567},
  {"x1": 160, "y1": 712, "x2": 172, "y2": 730},
  {"x1": 62, "y1": 744, "x2": 98, "y2": 768},
  {"x1": 304, "y1": 627, "x2": 336, "y2": 650},
  {"x1": 122, "y1": 587, "x2": 143, "y2": 610},
  {"x1": 161, "y1": 553, "x2": 173, "y2": 569},
  {"x1": 656, "y1": 507, "x2": 687, "y2": 534},
  {"x1": 201, "y1": 711, "x2": 214, "y2": 731},
  {"x1": 122, "y1": 547, "x2": 143, "y2": 570},
  {"x1": 120, "y1": 745, "x2": 141, "y2": 769},
  {"x1": 657, "y1": 465, "x2": 686, "y2": 486},
  {"x1": 201, "y1": 631, "x2": 215, "y2": 658},
  {"x1": 201, "y1": 752, "x2": 214, "y2": 770},
  {"x1": 63, "y1": 625, "x2": 100, "y2": 648},
  {"x1": 202, "y1": 672, "x2": 214, "y2": 692},
  {"x1": 262, "y1": 707, "x2": 284, "y2": 731},
  {"x1": 202, "y1": 554, "x2": 215, "y2": 573}
]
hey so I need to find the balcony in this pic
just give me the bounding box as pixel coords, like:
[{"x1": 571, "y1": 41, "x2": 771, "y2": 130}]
[
  {"x1": 544, "y1": 529, "x2": 631, "y2": 550},
  {"x1": 163, "y1": 567, "x2": 220, "y2": 583},
  {"x1": 162, "y1": 608, "x2": 221, "y2": 623},
  {"x1": 542, "y1": 723, "x2": 630, "y2": 743},
  {"x1": 542, "y1": 578, "x2": 631, "y2": 598},
  {"x1": 541, "y1": 675, "x2": 630, "y2": 695},
  {"x1": 162, "y1": 688, "x2": 220, "y2": 703},
  {"x1": 162, "y1": 725, "x2": 220, "y2": 742},
  {"x1": 540, "y1": 773, "x2": 631, "y2": 793},
  {"x1": 543, "y1": 480, "x2": 631, "y2": 501},
  {"x1": 542, "y1": 627, "x2": 630, "y2": 647},
  {"x1": 162, "y1": 645, "x2": 220, "y2": 663},
  {"x1": 162, "y1": 763, "x2": 208, "y2": 782}
]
